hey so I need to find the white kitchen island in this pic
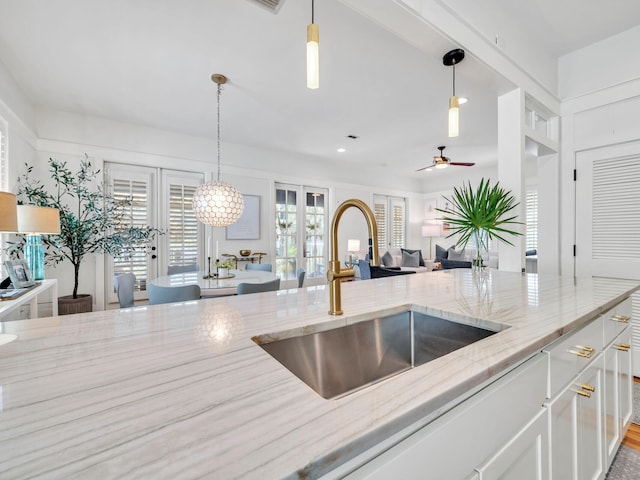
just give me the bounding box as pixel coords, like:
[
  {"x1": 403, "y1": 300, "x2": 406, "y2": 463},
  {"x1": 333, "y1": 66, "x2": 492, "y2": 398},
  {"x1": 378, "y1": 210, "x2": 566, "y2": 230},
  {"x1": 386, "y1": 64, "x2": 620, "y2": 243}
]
[{"x1": 0, "y1": 270, "x2": 637, "y2": 479}]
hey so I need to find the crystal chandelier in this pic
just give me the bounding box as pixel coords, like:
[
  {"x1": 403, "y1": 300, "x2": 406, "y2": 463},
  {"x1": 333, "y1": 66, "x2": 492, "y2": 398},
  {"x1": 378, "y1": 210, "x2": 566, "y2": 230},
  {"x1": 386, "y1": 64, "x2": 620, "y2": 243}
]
[{"x1": 192, "y1": 74, "x2": 244, "y2": 227}]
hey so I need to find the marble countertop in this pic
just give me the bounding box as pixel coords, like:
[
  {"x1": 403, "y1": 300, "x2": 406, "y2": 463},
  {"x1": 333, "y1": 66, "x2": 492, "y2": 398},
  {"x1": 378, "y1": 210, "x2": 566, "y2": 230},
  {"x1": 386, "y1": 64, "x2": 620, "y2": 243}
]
[{"x1": 0, "y1": 270, "x2": 638, "y2": 479}]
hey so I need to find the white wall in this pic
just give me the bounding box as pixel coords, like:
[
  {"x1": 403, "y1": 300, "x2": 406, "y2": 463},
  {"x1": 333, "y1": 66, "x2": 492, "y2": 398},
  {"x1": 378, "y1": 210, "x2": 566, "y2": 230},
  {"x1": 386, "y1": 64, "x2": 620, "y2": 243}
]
[{"x1": 559, "y1": 25, "x2": 640, "y2": 100}]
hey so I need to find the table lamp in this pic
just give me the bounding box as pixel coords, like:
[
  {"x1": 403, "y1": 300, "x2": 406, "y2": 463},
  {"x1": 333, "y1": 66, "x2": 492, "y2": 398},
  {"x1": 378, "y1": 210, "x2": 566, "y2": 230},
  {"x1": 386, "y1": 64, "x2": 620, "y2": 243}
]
[
  {"x1": 17, "y1": 205, "x2": 61, "y2": 281},
  {"x1": 347, "y1": 239, "x2": 361, "y2": 266},
  {"x1": 421, "y1": 224, "x2": 440, "y2": 260}
]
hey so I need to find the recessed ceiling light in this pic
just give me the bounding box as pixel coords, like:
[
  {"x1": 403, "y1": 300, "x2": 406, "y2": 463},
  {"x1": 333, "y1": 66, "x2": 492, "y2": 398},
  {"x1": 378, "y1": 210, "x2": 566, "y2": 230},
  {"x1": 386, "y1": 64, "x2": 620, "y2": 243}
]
[{"x1": 337, "y1": 148, "x2": 346, "y2": 153}]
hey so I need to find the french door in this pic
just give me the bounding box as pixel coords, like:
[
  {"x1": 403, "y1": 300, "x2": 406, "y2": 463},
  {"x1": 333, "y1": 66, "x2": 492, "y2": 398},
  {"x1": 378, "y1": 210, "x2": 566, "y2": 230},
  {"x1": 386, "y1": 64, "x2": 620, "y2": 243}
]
[
  {"x1": 105, "y1": 163, "x2": 204, "y2": 303},
  {"x1": 275, "y1": 183, "x2": 328, "y2": 286}
]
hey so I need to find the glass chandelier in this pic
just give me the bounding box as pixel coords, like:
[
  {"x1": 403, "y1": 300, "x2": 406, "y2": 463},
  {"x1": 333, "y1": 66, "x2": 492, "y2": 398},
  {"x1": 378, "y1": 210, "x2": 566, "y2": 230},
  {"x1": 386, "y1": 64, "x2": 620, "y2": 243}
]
[{"x1": 193, "y1": 74, "x2": 244, "y2": 227}]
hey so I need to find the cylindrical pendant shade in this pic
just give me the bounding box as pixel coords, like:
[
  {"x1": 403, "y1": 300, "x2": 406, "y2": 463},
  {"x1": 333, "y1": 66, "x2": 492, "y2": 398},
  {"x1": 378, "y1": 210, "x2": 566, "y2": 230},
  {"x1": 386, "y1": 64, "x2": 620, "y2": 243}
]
[
  {"x1": 0, "y1": 192, "x2": 18, "y2": 232},
  {"x1": 448, "y1": 95, "x2": 459, "y2": 137},
  {"x1": 17, "y1": 205, "x2": 61, "y2": 234},
  {"x1": 192, "y1": 180, "x2": 245, "y2": 227},
  {"x1": 307, "y1": 23, "x2": 319, "y2": 89}
]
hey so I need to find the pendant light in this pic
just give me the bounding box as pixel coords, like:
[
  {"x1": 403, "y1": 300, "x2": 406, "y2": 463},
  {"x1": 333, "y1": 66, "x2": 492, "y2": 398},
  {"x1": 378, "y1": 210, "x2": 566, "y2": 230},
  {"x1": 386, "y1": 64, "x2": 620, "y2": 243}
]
[
  {"x1": 192, "y1": 74, "x2": 244, "y2": 227},
  {"x1": 307, "y1": 0, "x2": 319, "y2": 89},
  {"x1": 443, "y1": 48, "x2": 465, "y2": 137}
]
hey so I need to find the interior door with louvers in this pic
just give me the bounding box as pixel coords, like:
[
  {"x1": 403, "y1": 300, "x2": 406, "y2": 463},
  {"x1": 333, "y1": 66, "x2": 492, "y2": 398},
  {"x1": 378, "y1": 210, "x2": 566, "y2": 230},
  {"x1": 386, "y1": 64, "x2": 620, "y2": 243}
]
[
  {"x1": 106, "y1": 164, "x2": 157, "y2": 303},
  {"x1": 575, "y1": 141, "x2": 640, "y2": 375}
]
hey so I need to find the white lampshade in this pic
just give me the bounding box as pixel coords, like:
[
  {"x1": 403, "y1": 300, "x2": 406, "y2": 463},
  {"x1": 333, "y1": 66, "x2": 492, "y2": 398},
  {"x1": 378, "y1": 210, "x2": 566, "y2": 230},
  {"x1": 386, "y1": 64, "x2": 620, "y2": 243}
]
[
  {"x1": 192, "y1": 181, "x2": 245, "y2": 227},
  {"x1": 0, "y1": 192, "x2": 18, "y2": 232},
  {"x1": 422, "y1": 224, "x2": 440, "y2": 237},
  {"x1": 17, "y1": 205, "x2": 61, "y2": 234},
  {"x1": 347, "y1": 239, "x2": 360, "y2": 252}
]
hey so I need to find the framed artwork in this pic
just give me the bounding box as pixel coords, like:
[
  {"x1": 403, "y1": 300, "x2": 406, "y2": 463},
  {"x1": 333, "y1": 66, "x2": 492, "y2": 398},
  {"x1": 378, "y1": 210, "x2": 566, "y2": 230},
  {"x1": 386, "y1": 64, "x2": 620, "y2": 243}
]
[
  {"x1": 425, "y1": 197, "x2": 438, "y2": 220},
  {"x1": 437, "y1": 195, "x2": 453, "y2": 235},
  {"x1": 226, "y1": 194, "x2": 260, "y2": 240},
  {"x1": 4, "y1": 260, "x2": 36, "y2": 288}
]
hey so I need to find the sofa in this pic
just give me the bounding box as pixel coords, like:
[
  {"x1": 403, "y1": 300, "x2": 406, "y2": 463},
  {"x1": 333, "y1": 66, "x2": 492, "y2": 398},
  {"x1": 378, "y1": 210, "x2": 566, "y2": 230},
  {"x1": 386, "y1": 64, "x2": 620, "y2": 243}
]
[
  {"x1": 354, "y1": 246, "x2": 434, "y2": 279},
  {"x1": 434, "y1": 243, "x2": 499, "y2": 269}
]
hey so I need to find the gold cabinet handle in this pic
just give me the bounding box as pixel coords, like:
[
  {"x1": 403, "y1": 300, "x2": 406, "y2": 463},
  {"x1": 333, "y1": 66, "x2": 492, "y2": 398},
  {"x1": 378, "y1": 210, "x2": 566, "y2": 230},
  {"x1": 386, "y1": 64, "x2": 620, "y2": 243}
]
[
  {"x1": 615, "y1": 343, "x2": 631, "y2": 352},
  {"x1": 569, "y1": 349, "x2": 592, "y2": 358},
  {"x1": 577, "y1": 389, "x2": 592, "y2": 398},
  {"x1": 611, "y1": 315, "x2": 631, "y2": 323},
  {"x1": 575, "y1": 344, "x2": 594, "y2": 353},
  {"x1": 581, "y1": 383, "x2": 595, "y2": 392}
]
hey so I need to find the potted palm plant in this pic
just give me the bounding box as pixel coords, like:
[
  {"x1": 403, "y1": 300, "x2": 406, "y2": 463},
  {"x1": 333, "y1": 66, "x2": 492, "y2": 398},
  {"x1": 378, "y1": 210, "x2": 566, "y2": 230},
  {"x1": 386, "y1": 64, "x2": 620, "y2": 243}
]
[
  {"x1": 12, "y1": 156, "x2": 160, "y2": 314},
  {"x1": 436, "y1": 178, "x2": 521, "y2": 270}
]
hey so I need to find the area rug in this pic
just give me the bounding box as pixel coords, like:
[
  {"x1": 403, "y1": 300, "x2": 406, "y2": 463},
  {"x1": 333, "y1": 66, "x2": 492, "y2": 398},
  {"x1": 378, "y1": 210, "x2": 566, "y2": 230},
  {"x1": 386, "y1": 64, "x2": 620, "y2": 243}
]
[
  {"x1": 633, "y1": 381, "x2": 640, "y2": 425},
  {"x1": 606, "y1": 445, "x2": 640, "y2": 479}
]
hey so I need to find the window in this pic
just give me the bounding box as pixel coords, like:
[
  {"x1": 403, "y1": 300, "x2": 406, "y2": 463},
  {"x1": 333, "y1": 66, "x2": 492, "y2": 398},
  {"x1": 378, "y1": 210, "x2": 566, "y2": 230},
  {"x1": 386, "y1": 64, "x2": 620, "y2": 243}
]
[
  {"x1": 526, "y1": 189, "x2": 538, "y2": 251},
  {"x1": 0, "y1": 119, "x2": 8, "y2": 267},
  {"x1": 373, "y1": 195, "x2": 405, "y2": 250},
  {"x1": 168, "y1": 183, "x2": 198, "y2": 266}
]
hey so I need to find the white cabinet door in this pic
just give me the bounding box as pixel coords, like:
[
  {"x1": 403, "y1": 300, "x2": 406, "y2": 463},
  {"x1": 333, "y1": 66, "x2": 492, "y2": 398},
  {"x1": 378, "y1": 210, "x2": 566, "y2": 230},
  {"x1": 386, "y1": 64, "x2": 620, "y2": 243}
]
[
  {"x1": 604, "y1": 327, "x2": 633, "y2": 469},
  {"x1": 476, "y1": 408, "x2": 548, "y2": 480},
  {"x1": 548, "y1": 354, "x2": 605, "y2": 480},
  {"x1": 578, "y1": 357, "x2": 605, "y2": 480},
  {"x1": 604, "y1": 345, "x2": 620, "y2": 467}
]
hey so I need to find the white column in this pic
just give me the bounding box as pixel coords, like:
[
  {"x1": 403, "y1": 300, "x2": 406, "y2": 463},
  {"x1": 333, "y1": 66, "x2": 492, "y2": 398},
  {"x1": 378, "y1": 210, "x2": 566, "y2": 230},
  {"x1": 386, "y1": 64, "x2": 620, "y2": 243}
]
[
  {"x1": 498, "y1": 89, "x2": 526, "y2": 272},
  {"x1": 537, "y1": 153, "x2": 560, "y2": 274}
]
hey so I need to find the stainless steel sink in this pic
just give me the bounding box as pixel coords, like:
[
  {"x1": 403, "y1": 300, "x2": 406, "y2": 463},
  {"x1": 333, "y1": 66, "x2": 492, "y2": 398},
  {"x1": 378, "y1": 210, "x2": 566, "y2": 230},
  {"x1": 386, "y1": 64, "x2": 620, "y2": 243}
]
[{"x1": 254, "y1": 311, "x2": 502, "y2": 399}]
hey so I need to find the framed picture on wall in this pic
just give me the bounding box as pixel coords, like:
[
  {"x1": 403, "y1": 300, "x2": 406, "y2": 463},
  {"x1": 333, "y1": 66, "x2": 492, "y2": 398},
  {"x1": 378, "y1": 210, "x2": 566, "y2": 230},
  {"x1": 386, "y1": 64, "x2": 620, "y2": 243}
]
[
  {"x1": 3, "y1": 260, "x2": 36, "y2": 288},
  {"x1": 226, "y1": 194, "x2": 260, "y2": 240}
]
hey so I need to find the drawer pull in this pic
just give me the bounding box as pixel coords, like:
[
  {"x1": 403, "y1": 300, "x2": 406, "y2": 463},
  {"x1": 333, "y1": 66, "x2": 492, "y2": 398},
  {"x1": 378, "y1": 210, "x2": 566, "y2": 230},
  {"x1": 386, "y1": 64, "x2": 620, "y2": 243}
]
[
  {"x1": 615, "y1": 343, "x2": 631, "y2": 352},
  {"x1": 569, "y1": 349, "x2": 592, "y2": 358},
  {"x1": 577, "y1": 389, "x2": 592, "y2": 398},
  {"x1": 581, "y1": 383, "x2": 595, "y2": 392},
  {"x1": 611, "y1": 315, "x2": 631, "y2": 323},
  {"x1": 575, "y1": 344, "x2": 594, "y2": 353}
]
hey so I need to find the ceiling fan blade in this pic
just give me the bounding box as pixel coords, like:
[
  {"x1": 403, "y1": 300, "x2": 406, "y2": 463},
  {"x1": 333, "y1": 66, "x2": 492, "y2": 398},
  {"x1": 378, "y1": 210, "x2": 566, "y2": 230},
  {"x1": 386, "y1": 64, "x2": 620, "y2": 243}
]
[
  {"x1": 449, "y1": 162, "x2": 476, "y2": 166},
  {"x1": 416, "y1": 165, "x2": 435, "y2": 172}
]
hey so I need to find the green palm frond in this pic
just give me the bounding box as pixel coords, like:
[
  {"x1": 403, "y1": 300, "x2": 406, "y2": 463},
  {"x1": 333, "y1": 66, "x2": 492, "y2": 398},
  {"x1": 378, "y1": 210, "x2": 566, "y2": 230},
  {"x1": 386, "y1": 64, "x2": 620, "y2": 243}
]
[{"x1": 436, "y1": 178, "x2": 522, "y2": 251}]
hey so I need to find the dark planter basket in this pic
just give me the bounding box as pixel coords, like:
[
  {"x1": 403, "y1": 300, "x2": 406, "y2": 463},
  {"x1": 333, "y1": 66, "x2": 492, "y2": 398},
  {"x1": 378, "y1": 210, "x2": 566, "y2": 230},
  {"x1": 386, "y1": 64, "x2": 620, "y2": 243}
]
[{"x1": 58, "y1": 294, "x2": 93, "y2": 315}]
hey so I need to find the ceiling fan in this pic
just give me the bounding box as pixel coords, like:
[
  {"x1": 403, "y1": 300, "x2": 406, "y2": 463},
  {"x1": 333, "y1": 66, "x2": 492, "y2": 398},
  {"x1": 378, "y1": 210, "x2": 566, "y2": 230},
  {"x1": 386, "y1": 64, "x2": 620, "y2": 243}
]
[{"x1": 416, "y1": 146, "x2": 475, "y2": 172}]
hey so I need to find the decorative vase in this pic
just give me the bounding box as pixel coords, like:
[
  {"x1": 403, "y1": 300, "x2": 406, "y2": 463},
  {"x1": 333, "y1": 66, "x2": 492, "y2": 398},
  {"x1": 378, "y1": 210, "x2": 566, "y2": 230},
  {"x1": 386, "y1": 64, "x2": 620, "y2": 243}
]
[{"x1": 473, "y1": 230, "x2": 489, "y2": 272}]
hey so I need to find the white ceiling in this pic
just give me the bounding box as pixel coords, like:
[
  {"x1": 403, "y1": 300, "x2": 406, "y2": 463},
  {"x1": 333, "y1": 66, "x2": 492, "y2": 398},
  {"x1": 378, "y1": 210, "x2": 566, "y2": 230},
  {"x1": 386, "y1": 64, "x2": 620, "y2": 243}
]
[{"x1": 0, "y1": 0, "x2": 638, "y2": 183}]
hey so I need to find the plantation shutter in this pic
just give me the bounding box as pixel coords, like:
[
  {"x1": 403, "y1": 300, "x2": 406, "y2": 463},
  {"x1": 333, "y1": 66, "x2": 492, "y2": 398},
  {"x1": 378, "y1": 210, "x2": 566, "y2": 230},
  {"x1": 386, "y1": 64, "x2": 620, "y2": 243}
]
[
  {"x1": 112, "y1": 178, "x2": 150, "y2": 290},
  {"x1": 526, "y1": 189, "x2": 538, "y2": 251},
  {"x1": 373, "y1": 195, "x2": 387, "y2": 252},
  {"x1": 390, "y1": 197, "x2": 406, "y2": 248},
  {"x1": 168, "y1": 183, "x2": 198, "y2": 265}
]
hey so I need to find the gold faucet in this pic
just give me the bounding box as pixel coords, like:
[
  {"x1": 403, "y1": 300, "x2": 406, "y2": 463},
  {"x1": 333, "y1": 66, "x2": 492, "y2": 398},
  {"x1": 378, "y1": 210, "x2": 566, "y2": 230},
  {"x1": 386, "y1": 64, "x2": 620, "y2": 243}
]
[{"x1": 327, "y1": 199, "x2": 379, "y2": 315}]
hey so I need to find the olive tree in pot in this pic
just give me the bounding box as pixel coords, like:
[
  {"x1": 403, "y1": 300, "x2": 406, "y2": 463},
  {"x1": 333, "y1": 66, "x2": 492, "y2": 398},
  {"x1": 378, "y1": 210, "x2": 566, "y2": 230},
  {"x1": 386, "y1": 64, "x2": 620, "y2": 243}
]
[
  {"x1": 436, "y1": 178, "x2": 522, "y2": 270},
  {"x1": 13, "y1": 156, "x2": 160, "y2": 314}
]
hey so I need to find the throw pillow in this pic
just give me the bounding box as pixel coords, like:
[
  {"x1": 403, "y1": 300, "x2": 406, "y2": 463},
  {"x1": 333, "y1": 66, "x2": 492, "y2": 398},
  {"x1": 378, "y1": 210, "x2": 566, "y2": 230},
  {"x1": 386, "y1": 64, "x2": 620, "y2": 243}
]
[
  {"x1": 381, "y1": 251, "x2": 393, "y2": 267},
  {"x1": 447, "y1": 246, "x2": 466, "y2": 261},
  {"x1": 401, "y1": 248, "x2": 425, "y2": 266},
  {"x1": 435, "y1": 244, "x2": 449, "y2": 262},
  {"x1": 401, "y1": 250, "x2": 420, "y2": 268}
]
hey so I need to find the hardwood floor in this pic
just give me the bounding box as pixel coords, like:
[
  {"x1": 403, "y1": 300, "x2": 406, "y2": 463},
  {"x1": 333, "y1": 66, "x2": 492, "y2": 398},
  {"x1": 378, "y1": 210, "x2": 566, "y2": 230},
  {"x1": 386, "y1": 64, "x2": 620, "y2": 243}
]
[{"x1": 622, "y1": 377, "x2": 640, "y2": 452}]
